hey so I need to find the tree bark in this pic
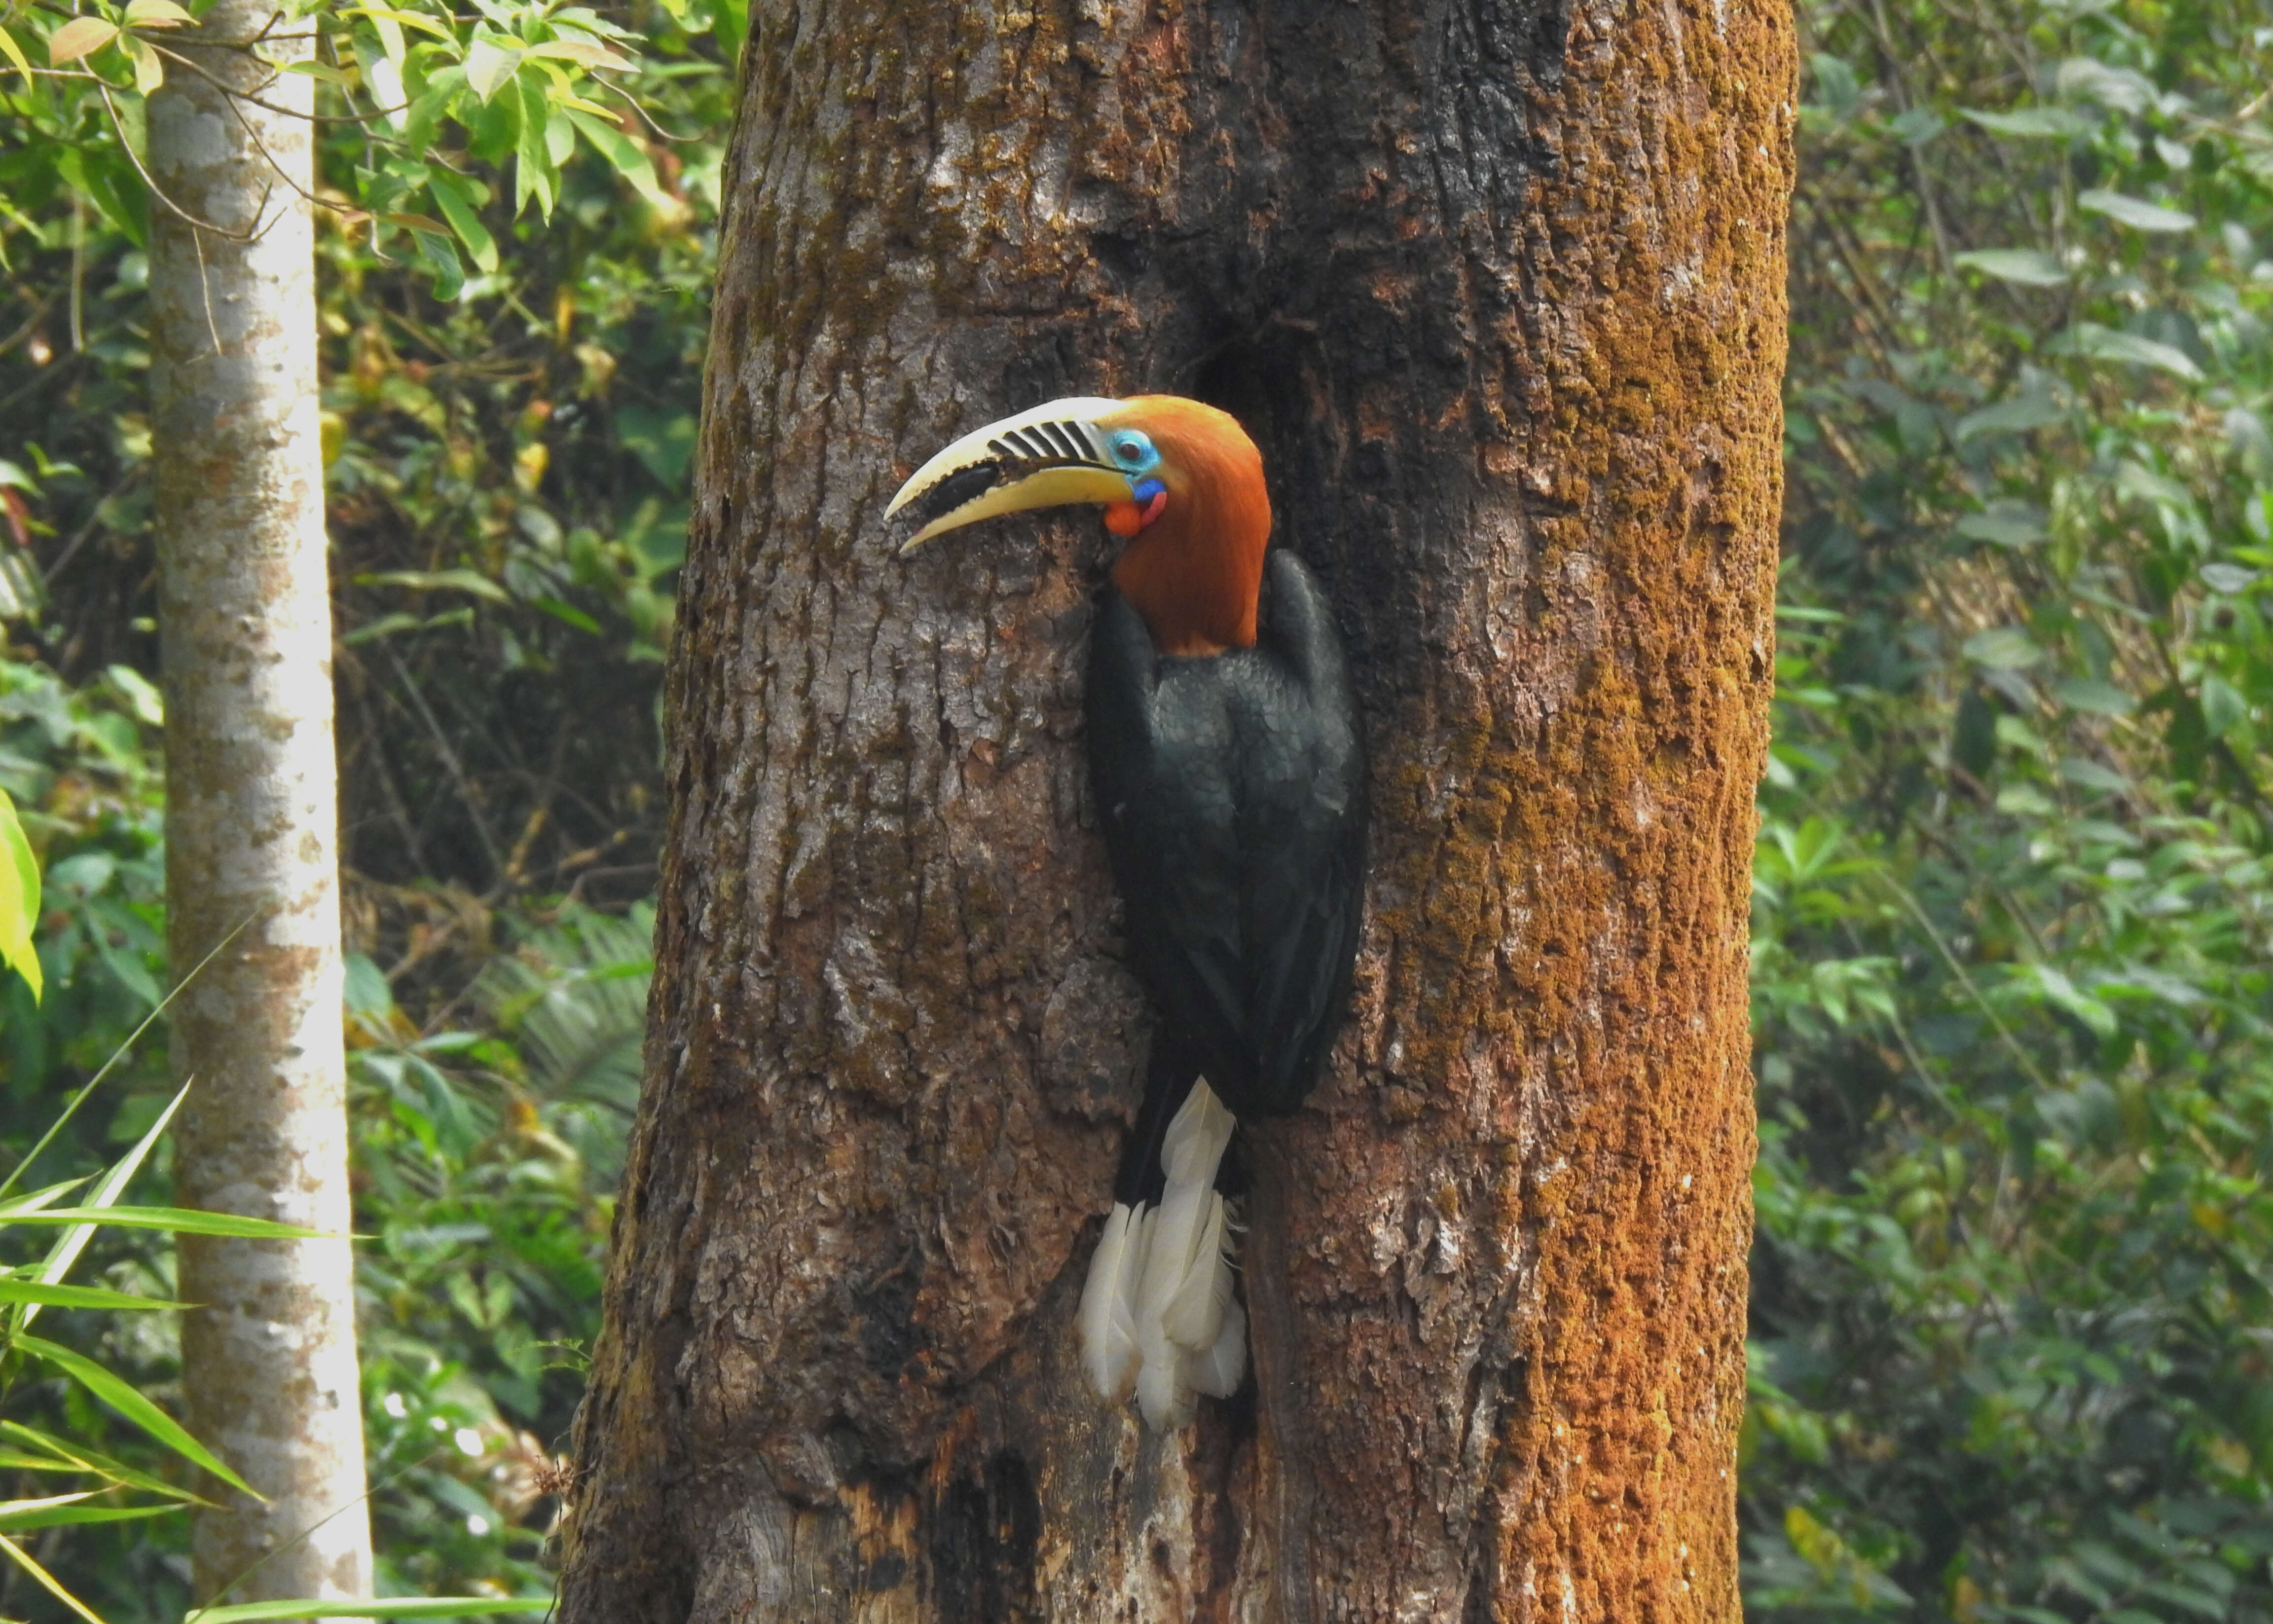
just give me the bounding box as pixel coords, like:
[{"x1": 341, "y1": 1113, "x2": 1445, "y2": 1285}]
[
  {"x1": 149, "y1": 5, "x2": 375, "y2": 1610},
  {"x1": 558, "y1": 0, "x2": 1790, "y2": 1617}
]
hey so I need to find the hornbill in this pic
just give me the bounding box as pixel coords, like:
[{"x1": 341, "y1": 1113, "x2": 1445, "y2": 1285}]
[{"x1": 889, "y1": 395, "x2": 1366, "y2": 1428}]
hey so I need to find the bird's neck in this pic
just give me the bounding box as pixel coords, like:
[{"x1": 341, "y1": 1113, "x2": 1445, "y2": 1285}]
[{"x1": 1109, "y1": 484, "x2": 1269, "y2": 658}]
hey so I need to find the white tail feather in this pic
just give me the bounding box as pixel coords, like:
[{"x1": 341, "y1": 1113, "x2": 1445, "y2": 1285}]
[
  {"x1": 1186, "y1": 1298, "x2": 1246, "y2": 1399},
  {"x1": 1130, "y1": 1080, "x2": 1243, "y2": 1429},
  {"x1": 1078, "y1": 1203, "x2": 1143, "y2": 1400}
]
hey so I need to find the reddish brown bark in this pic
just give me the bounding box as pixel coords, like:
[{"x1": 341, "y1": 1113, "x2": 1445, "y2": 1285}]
[{"x1": 556, "y1": 0, "x2": 1791, "y2": 1618}]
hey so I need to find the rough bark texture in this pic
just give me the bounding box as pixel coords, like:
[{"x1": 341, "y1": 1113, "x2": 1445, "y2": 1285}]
[
  {"x1": 559, "y1": 0, "x2": 1790, "y2": 1617},
  {"x1": 150, "y1": 7, "x2": 375, "y2": 1610}
]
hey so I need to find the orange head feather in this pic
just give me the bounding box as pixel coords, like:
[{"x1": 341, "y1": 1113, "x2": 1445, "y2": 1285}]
[{"x1": 1100, "y1": 396, "x2": 1271, "y2": 657}]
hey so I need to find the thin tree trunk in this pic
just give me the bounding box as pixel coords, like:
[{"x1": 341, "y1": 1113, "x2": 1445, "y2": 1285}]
[
  {"x1": 149, "y1": 6, "x2": 374, "y2": 1610},
  {"x1": 560, "y1": 0, "x2": 1791, "y2": 1618}
]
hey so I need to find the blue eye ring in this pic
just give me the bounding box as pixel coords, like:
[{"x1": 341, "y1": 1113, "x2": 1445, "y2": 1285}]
[{"x1": 1105, "y1": 429, "x2": 1160, "y2": 475}]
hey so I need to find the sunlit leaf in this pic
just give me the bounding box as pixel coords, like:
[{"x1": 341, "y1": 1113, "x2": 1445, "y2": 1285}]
[
  {"x1": 0, "y1": 788, "x2": 40, "y2": 1003},
  {"x1": 121, "y1": 0, "x2": 193, "y2": 26},
  {"x1": 463, "y1": 35, "x2": 520, "y2": 101},
  {"x1": 0, "y1": 23, "x2": 37, "y2": 78},
  {"x1": 0, "y1": 1530, "x2": 106, "y2": 1624},
  {"x1": 121, "y1": 33, "x2": 161, "y2": 92},
  {"x1": 524, "y1": 37, "x2": 632, "y2": 69},
  {"x1": 47, "y1": 17, "x2": 120, "y2": 64}
]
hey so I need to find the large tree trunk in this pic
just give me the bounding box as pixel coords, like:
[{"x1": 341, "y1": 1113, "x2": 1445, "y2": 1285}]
[
  {"x1": 558, "y1": 0, "x2": 1790, "y2": 1617},
  {"x1": 149, "y1": 5, "x2": 374, "y2": 1610}
]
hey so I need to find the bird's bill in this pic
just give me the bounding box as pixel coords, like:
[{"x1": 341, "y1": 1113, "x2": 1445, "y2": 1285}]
[{"x1": 887, "y1": 396, "x2": 1134, "y2": 553}]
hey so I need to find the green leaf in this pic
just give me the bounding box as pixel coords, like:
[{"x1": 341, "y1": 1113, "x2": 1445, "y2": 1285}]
[
  {"x1": 2053, "y1": 676, "x2": 2135, "y2": 716},
  {"x1": 514, "y1": 74, "x2": 552, "y2": 219},
  {"x1": 523, "y1": 37, "x2": 631, "y2": 69},
  {"x1": 2028, "y1": 964, "x2": 2117, "y2": 1036},
  {"x1": 1951, "y1": 248, "x2": 2069, "y2": 287},
  {"x1": 0, "y1": 788, "x2": 40, "y2": 1003},
  {"x1": 2077, "y1": 188, "x2": 2196, "y2": 233},
  {"x1": 0, "y1": 25, "x2": 34, "y2": 80},
  {"x1": 531, "y1": 596, "x2": 601, "y2": 633},
  {"x1": 1953, "y1": 505, "x2": 2048, "y2": 547},
  {"x1": 2054, "y1": 323, "x2": 2202, "y2": 380},
  {"x1": 0, "y1": 1276, "x2": 187, "y2": 1310},
  {"x1": 1963, "y1": 628, "x2": 2045, "y2": 669},
  {"x1": 185, "y1": 1599, "x2": 552, "y2": 1623},
  {"x1": 11, "y1": 1334, "x2": 256, "y2": 1496},
  {"x1": 1960, "y1": 106, "x2": 2092, "y2": 138},
  {"x1": 339, "y1": 6, "x2": 454, "y2": 41},
  {"x1": 0, "y1": 1501, "x2": 177, "y2": 1530},
  {"x1": 426, "y1": 174, "x2": 500, "y2": 276},
  {"x1": 2200, "y1": 674, "x2": 2248, "y2": 738},
  {"x1": 0, "y1": 1529, "x2": 106, "y2": 1624},
  {"x1": 463, "y1": 35, "x2": 520, "y2": 101},
  {"x1": 1, "y1": 1207, "x2": 333, "y2": 1237},
  {"x1": 355, "y1": 568, "x2": 510, "y2": 603},
  {"x1": 122, "y1": 0, "x2": 193, "y2": 25},
  {"x1": 564, "y1": 109, "x2": 670, "y2": 209},
  {"x1": 122, "y1": 33, "x2": 162, "y2": 91},
  {"x1": 0, "y1": 1421, "x2": 209, "y2": 1500},
  {"x1": 17, "y1": 1075, "x2": 191, "y2": 1332}
]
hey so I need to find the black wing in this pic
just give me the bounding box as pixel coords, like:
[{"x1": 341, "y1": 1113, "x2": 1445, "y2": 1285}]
[{"x1": 1086, "y1": 549, "x2": 1367, "y2": 1119}]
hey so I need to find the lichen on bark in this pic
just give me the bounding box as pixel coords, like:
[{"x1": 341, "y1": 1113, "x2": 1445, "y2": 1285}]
[{"x1": 558, "y1": 0, "x2": 1793, "y2": 1618}]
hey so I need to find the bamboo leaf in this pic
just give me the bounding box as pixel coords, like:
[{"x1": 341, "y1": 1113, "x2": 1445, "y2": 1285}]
[
  {"x1": 18, "y1": 1075, "x2": 192, "y2": 1332},
  {"x1": 0, "y1": 1530, "x2": 107, "y2": 1624},
  {"x1": 12, "y1": 1335, "x2": 256, "y2": 1496},
  {"x1": 0, "y1": 1276, "x2": 187, "y2": 1310},
  {"x1": 0, "y1": 1422, "x2": 211, "y2": 1501},
  {"x1": 0, "y1": 1499, "x2": 177, "y2": 1530},
  {"x1": 187, "y1": 1600, "x2": 550, "y2": 1624},
  {"x1": 4, "y1": 1207, "x2": 333, "y2": 1237}
]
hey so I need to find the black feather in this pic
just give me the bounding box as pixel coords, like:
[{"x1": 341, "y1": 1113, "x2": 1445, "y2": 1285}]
[{"x1": 1086, "y1": 548, "x2": 1367, "y2": 1128}]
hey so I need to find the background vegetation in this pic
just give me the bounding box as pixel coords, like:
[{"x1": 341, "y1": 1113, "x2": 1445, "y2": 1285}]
[{"x1": 0, "y1": 0, "x2": 2268, "y2": 1617}]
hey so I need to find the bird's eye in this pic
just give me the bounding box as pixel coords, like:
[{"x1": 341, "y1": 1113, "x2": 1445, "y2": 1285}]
[{"x1": 1108, "y1": 431, "x2": 1157, "y2": 470}]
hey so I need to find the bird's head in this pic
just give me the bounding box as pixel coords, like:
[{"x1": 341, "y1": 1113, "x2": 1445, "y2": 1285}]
[{"x1": 888, "y1": 394, "x2": 1271, "y2": 656}]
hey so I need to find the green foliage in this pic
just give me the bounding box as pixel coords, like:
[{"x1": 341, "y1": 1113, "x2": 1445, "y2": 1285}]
[
  {"x1": 0, "y1": 1076, "x2": 339, "y2": 1624},
  {"x1": 1749, "y1": 0, "x2": 2273, "y2": 1618},
  {"x1": 0, "y1": 0, "x2": 739, "y2": 297}
]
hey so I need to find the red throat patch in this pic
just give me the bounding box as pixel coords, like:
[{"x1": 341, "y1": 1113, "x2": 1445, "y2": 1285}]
[{"x1": 1104, "y1": 487, "x2": 1169, "y2": 538}]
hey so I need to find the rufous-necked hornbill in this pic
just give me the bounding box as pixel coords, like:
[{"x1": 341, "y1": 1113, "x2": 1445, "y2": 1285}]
[{"x1": 888, "y1": 395, "x2": 1367, "y2": 1429}]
